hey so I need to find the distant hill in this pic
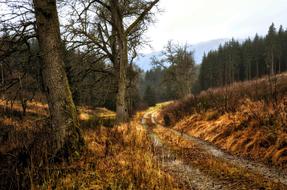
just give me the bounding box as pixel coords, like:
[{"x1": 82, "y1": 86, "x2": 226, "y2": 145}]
[{"x1": 135, "y1": 38, "x2": 231, "y2": 71}]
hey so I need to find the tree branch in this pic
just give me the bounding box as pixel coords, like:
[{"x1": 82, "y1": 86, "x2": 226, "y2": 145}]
[{"x1": 126, "y1": 0, "x2": 159, "y2": 35}]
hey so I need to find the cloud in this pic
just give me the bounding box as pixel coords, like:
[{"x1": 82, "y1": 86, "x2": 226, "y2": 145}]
[{"x1": 141, "y1": 0, "x2": 287, "y2": 53}]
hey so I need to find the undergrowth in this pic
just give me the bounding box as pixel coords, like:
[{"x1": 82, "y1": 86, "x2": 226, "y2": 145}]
[
  {"x1": 0, "y1": 101, "x2": 176, "y2": 189},
  {"x1": 44, "y1": 122, "x2": 176, "y2": 189},
  {"x1": 153, "y1": 126, "x2": 287, "y2": 189},
  {"x1": 160, "y1": 73, "x2": 287, "y2": 168}
]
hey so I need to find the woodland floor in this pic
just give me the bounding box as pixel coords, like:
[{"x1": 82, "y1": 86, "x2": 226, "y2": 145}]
[
  {"x1": 141, "y1": 106, "x2": 287, "y2": 190},
  {"x1": 1, "y1": 102, "x2": 287, "y2": 189}
]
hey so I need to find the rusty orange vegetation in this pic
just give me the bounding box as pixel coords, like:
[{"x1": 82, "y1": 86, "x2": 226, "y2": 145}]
[
  {"x1": 160, "y1": 73, "x2": 287, "y2": 168},
  {"x1": 0, "y1": 101, "x2": 177, "y2": 189},
  {"x1": 48, "y1": 120, "x2": 177, "y2": 189},
  {"x1": 172, "y1": 99, "x2": 287, "y2": 167}
]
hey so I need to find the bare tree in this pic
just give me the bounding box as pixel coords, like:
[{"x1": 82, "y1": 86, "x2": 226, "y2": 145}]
[
  {"x1": 1, "y1": 0, "x2": 85, "y2": 154},
  {"x1": 0, "y1": 0, "x2": 40, "y2": 116},
  {"x1": 64, "y1": 0, "x2": 159, "y2": 123},
  {"x1": 153, "y1": 41, "x2": 197, "y2": 98}
]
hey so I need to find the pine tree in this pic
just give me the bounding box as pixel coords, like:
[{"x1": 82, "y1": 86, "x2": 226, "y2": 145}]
[
  {"x1": 144, "y1": 85, "x2": 156, "y2": 106},
  {"x1": 265, "y1": 23, "x2": 278, "y2": 75},
  {"x1": 277, "y1": 25, "x2": 287, "y2": 73}
]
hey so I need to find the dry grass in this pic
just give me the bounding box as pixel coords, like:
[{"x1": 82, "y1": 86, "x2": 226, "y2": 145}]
[
  {"x1": 153, "y1": 126, "x2": 287, "y2": 189},
  {"x1": 79, "y1": 106, "x2": 116, "y2": 128},
  {"x1": 168, "y1": 97, "x2": 287, "y2": 167},
  {"x1": 172, "y1": 100, "x2": 287, "y2": 168},
  {"x1": 0, "y1": 101, "x2": 114, "y2": 155},
  {"x1": 160, "y1": 73, "x2": 287, "y2": 168},
  {"x1": 0, "y1": 101, "x2": 177, "y2": 189},
  {"x1": 162, "y1": 72, "x2": 287, "y2": 126},
  {"x1": 0, "y1": 99, "x2": 49, "y2": 118},
  {"x1": 40, "y1": 121, "x2": 176, "y2": 189}
]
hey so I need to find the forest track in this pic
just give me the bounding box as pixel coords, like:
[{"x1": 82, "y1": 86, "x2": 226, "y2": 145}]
[
  {"x1": 141, "y1": 108, "x2": 287, "y2": 190},
  {"x1": 142, "y1": 113, "x2": 228, "y2": 190}
]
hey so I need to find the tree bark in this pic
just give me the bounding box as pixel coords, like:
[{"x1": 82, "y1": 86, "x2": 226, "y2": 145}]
[
  {"x1": 110, "y1": 0, "x2": 129, "y2": 123},
  {"x1": 271, "y1": 50, "x2": 275, "y2": 75},
  {"x1": 33, "y1": 0, "x2": 83, "y2": 156}
]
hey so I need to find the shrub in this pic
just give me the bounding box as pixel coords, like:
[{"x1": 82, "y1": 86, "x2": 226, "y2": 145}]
[{"x1": 161, "y1": 73, "x2": 287, "y2": 124}]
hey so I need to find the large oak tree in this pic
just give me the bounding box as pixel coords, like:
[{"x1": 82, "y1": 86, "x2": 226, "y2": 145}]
[{"x1": 33, "y1": 0, "x2": 83, "y2": 155}]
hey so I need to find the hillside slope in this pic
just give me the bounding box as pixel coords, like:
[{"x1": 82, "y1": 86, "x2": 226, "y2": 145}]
[
  {"x1": 160, "y1": 73, "x2": 287, "y2": 168},
  {"x1": 143, "y1": 105, "x2": 287, "y2": 189}
]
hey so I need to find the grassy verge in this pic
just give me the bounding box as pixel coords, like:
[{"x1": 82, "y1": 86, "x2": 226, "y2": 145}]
[
  {"x1": 171, "y1": 98, "x2": 287, "y2": 167},
  {"x1": 42, "y1": 120, "x2": 177, "y2": 189},
  {"x1": 160, "y1": 73, "x2": 287, "y2": 168},
  {"x1": 154, "y1": 126, "x2": 287, "y2": 190},
  {"x1": 0, "y1": 101, "x2": 177, "y2": 189}
]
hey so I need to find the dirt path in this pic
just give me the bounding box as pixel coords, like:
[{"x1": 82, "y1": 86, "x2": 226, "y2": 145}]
[
  {"x1": 141, "y1": 109, "x2": 287, "y2": 190},
  {"x1": 142, "y1": 114, "x2": 229, "y2": 190}
]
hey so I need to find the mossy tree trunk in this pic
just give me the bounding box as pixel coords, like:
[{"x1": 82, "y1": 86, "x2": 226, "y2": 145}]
[
  {"x1": 109, "y1": 0, "x2": 159, "y2": 123},
  {"x1": 33, "y1": 0, "x2": 83, "y2": 157},
  {"x1": 110, "y1": 0, "x2": 129, "y2": 123}
]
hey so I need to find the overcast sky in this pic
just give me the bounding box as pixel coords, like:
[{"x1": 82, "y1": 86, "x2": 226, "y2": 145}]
[{"x1": 141, "y1": 0, "x2": 287, "y2": 53}]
